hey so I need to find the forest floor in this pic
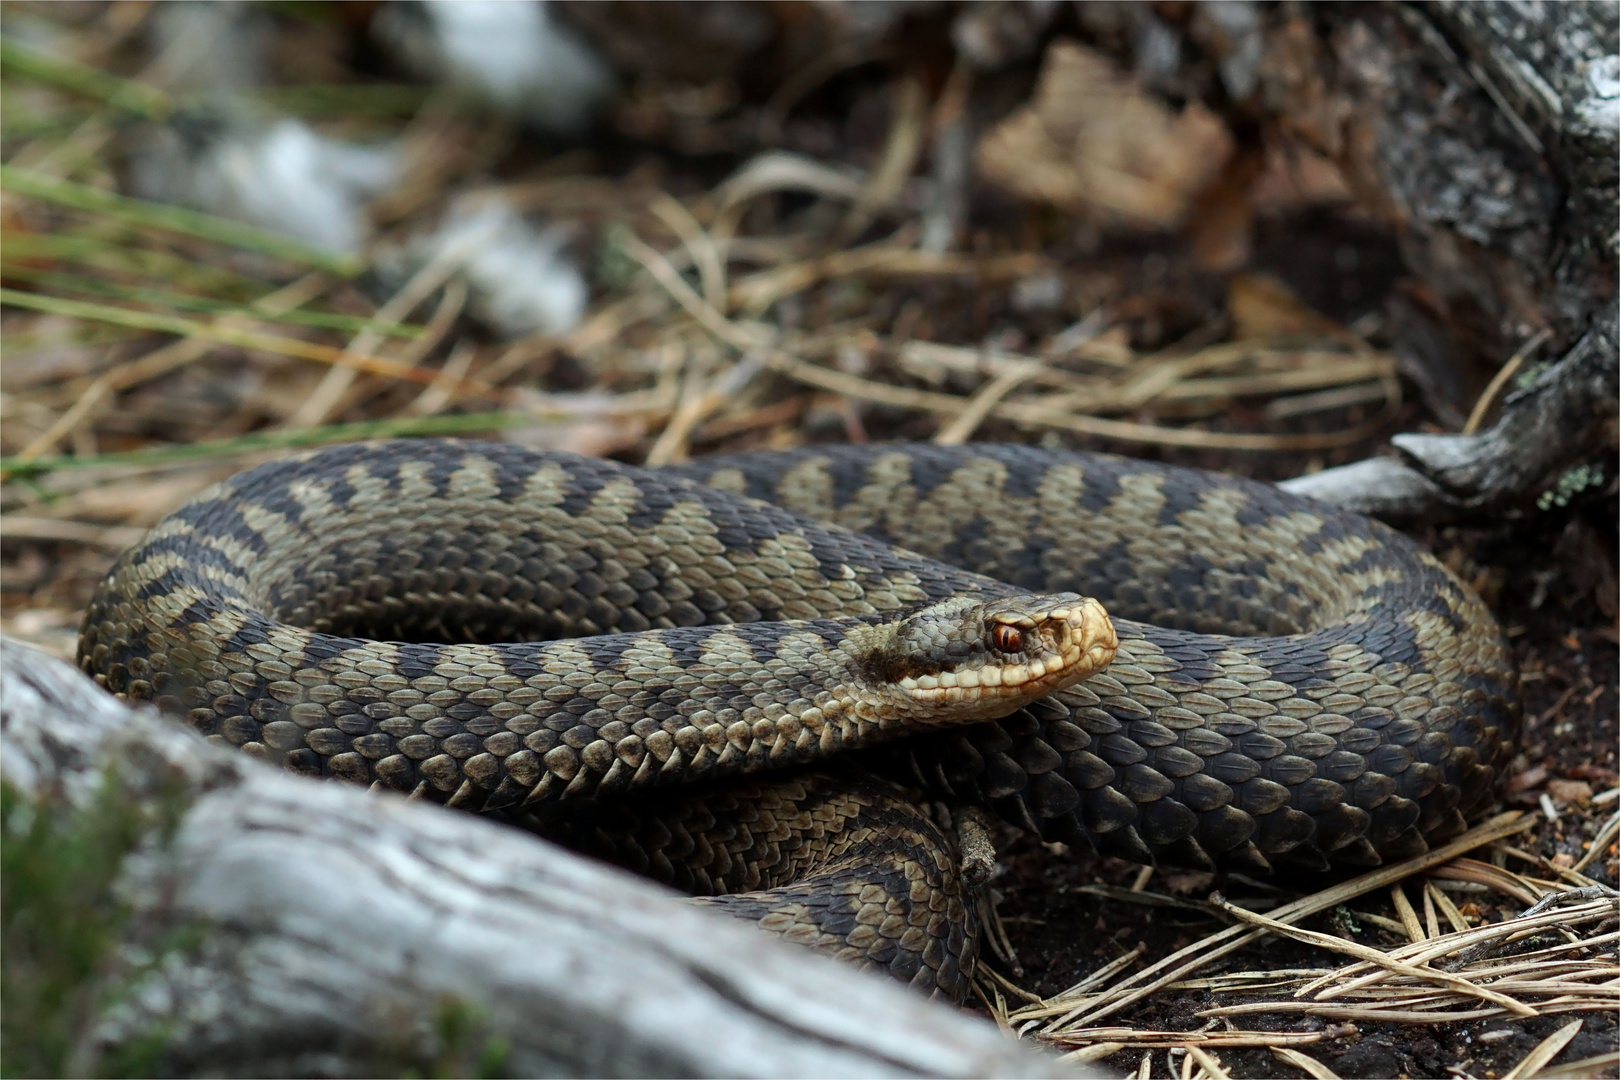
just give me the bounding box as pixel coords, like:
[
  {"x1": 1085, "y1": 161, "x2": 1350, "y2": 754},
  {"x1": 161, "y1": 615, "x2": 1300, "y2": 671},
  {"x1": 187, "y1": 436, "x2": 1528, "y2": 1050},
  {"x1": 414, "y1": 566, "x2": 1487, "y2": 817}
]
[{"x1": 2, "y1": 5, "x2": 1615, "y2": 1078}]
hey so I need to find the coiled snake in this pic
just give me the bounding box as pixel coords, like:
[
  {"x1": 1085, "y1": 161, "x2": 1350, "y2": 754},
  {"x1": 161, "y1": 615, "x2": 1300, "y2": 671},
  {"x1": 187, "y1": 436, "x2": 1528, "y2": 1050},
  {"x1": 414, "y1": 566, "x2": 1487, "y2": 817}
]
[{"x1": 79, "y1": 440, "x2": 1519, "y2": 1000}]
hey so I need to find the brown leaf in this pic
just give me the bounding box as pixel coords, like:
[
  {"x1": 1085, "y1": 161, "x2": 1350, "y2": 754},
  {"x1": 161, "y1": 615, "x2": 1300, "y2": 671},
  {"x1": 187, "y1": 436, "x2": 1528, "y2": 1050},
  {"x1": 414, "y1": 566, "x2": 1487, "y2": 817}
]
[
  {"x1": 1248, "y1": 141, "x2": 1355, "y2": 212},
  {"x1": 1546, "y1": 779, "x2": 1594, "y2": 806},
  {"x1": 976, "y1": 41, "x2": 1233, "y2": 229},
  {"x1": 1227, "y1": 273, "x2": 1346, "y2": 341}
]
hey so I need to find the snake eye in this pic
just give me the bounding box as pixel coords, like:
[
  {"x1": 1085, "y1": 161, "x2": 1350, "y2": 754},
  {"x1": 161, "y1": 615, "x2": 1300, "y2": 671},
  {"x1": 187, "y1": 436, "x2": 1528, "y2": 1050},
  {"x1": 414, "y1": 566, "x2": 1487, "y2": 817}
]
[{"x1": 991, "y1": 623, "x2": 1023, "y2": 654}]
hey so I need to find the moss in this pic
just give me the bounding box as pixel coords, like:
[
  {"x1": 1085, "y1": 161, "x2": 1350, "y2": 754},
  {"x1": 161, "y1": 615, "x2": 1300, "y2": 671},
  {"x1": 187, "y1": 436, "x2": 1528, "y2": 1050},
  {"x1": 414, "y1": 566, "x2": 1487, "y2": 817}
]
[
  {"x1": 0, "y1": 767, "x2": 192, "y2": 1078},
  {"x1": 1537, "y1": 463, "x2": 1606, "y2": 510},
  {"x1": 2, "y1": 767, "x2": 519, "y2": 1079}
]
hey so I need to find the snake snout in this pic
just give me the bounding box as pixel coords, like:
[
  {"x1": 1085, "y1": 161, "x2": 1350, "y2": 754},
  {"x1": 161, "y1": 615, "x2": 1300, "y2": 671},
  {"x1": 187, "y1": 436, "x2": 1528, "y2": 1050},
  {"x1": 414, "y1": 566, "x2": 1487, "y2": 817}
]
[
  {"x1": 1047, "y1": 595, "x2": 1118, "y2": 682},
  {"x1": 1008, "y1": 594, "x2": 1117, "y2": 692}
]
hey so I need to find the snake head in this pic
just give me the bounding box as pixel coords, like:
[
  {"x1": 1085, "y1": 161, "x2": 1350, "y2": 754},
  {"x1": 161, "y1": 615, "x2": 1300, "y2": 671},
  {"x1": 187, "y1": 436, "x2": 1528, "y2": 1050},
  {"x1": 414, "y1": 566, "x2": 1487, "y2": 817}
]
[{"x1": 864, "y1": 592, "x2": 1117, "y2": 719}]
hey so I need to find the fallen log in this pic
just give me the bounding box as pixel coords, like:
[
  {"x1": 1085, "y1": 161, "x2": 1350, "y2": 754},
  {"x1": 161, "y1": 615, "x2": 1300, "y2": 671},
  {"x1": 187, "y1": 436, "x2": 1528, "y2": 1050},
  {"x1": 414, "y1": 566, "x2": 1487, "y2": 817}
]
[
  {"x1": 1281, "y1": 303, "x2": 1617, "y2": 517},
  {"x1": 0, "y1": 638, "x2": 1079, "y2": 1079}
]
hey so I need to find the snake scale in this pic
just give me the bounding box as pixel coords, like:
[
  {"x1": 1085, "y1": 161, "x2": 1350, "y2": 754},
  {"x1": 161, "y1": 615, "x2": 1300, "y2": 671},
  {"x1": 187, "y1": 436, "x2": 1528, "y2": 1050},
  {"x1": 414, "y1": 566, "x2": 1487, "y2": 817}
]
[{"x1": 79, "y1": 440, "x2": 1519, "y2": 1001}]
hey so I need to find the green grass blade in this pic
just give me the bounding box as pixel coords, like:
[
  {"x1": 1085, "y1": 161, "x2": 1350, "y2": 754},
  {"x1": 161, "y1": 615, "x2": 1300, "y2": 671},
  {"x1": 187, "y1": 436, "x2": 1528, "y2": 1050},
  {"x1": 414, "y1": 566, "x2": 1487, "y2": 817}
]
[
  {"x1": 0, "y1": 265, "x2": 424, "y2": 338},
  {"x1": 0, "y1": 37, "x2": 172, "y2": 120},
  {"x1": 0, "y1": 232, "x2": 282, "y2": 294},
  {"x1": 0, "y1": 166, "x2": 362, "y2": 276}
]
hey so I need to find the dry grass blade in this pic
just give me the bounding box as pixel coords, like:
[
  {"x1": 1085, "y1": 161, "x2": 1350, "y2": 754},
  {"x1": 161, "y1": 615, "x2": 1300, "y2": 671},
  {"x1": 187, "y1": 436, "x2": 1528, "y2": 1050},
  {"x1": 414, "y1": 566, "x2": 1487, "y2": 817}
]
[
  {"x1": 1265, "y1": 379, "x2": 1394, "y2": 419},
  {"x1": 837, "y1": 74, "x2": 928, "y2": 242},
  {"x1": 1210, "y1": 896, "x2": 1537, "y2": 1016},
  {"x1": 976, "y1": 961, "x2": 1044, "y2": 1006},
  {"x1": 1427, "y1": 880, "x2": 1474, "y2": 933},
  {"x1": 1023, "y1": 813, "x2": 1531, "y2": 1034},
  {"x1": 649, "y1": 192, "x2": 728, "y2": 311},
  {"x1": 1271, "y1": 1047, "x2": 1341, "y2": 1079},
  {"x1": 1060, "y1": 1041, "x2": 1128, "y2": 1065},
  {"x1": 1429, "y1": 857, "x2": 1548, "y2": 906},
  {"x1": 1504, "y1": 1018, "x2": 1585, "y2": 1079},
  {"x1": 898, "y1": 339, "x2": 1128, "y2": 384},
  {"x1": 1153, "y1": 897, "x2": 1619, "y2": 1026},
  {"x1": 1391, "y1": 882, "x2": 1426, "y2": 943},
  {"x1": 933, "y1": 359, "x2": 1047, "y2": 445},
  {"x1": 1050, "y1": 1026, "x2": 1353, "y2": 1051},
  {"x1": 624, "y1": 231, "x2": 1400, "y2": 452},
  {"x1": 1572, "y1": 807, "x2": 1620, "y2": 874},
  {"x1": 1306, "y1": 897, "x2": 1618, "y2": 1000},
  {"x1": 1043, "y1": 945, "x2": 1149, "y2": 1004},
  {"x1": 13, "y1": 272, "x2": 329, "y2": 461},
  {"x1": 644, "y1": 356, "x2": 765, "y2": 466},
  {"x1": 1525, "y1": 1051, "x2": 1620, "y2": 1079},
  {"x1": 0, "y1": 289, "x2": 502, "y2": 398},
  {"x1": 1184, "y1": 1045, "x2": 1230, "y2": 1079},
  {"x1": 0, "y1": 517, "x2": 147, "y2": 549},
  {"x1": 728, "y1": 245, "x2": 1047, "y2": 316},
  {"x1": 286, "y1": 253, "x2": 467, "y2": 429},
  {"x1": 1463, "y1": 326, "x2": 1553, "y2": 435}
]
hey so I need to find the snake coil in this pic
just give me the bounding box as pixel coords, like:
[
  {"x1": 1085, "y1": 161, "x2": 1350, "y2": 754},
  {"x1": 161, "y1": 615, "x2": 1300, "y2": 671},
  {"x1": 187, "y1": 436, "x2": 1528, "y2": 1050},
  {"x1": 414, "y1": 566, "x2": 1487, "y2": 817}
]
[{"x1": 80, "y1": 440, "x2": 1519, "y2": 999}]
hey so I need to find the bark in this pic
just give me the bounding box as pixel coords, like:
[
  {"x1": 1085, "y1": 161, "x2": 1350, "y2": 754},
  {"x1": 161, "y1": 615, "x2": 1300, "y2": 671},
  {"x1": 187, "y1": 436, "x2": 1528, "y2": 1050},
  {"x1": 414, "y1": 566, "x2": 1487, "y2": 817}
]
[
  {"x1": 1328, "y1": 2, "x2": 1615, "y2": 354},
  {"x1": 0, "y1": 638, "x2": 1079, "y2": 1080},
  {"x1": 1277, "y1": 2, "x2": 1617, "y2": 519},
  {"x1": 1429, "y1": 0, "x2": 1619, "y2": 245}
]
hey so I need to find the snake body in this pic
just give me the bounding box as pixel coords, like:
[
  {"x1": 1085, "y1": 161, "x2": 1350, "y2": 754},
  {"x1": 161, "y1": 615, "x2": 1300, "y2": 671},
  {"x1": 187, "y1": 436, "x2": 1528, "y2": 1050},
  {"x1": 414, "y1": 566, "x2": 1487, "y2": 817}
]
[{"x1": 79, "y1": 440, "x2": 1519, "y2": 1000}]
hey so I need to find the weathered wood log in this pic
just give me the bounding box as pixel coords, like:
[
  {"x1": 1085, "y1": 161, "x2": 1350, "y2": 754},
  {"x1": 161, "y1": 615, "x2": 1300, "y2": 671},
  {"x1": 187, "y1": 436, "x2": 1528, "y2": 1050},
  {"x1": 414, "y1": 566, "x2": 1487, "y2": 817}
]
[
  {"x1": 1281, "y1": 302, "x2": 1617, "y2": 518},
  {"x1": 0, "y1": 638, "x2": 1080, "y2": 1079},
  {"x1": 1429, "y1": 0, "x2": 1618, "y2": 246}
]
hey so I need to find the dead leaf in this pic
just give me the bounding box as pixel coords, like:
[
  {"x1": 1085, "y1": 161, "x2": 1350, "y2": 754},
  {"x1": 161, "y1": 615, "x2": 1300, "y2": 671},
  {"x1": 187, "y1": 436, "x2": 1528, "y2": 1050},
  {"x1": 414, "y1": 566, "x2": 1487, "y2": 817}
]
[
  {"x1": 1546, "y1": 779, "x2": 1594, "y2": 806},
  {"x1": 976, "y1": 41, "x2": 1233, "y2": 229},
  {"x1": 1248, "y1": 141, "x2": 1356, "y2": 212},
  {"x1": 1228, "y1": 273, "x2": 1346, "y2": 340},
  {"x1": 1187, "y1": 146, "x2": 1264, "y2": 272},
  {"x1": 1255, "y1": 13, "x2": 1344, "y2": 157},
  {"x1": 1505, "y1": 764, "x2": 1548, "y2": 796}
]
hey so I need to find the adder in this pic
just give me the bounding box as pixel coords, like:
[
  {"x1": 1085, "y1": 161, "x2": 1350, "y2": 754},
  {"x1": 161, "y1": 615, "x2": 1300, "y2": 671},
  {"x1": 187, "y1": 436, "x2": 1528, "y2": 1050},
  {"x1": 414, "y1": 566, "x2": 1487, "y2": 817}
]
[{"x1": 79, "y1": 440, "x2": 1519, "y2": 1001}]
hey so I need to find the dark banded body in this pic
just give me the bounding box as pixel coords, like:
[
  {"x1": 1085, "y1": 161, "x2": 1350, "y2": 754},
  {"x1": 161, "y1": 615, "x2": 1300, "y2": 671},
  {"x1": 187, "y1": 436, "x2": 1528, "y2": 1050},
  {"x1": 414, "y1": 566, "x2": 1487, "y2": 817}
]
[
  {"x1": 678, "y1": 444, "x2": 1518, "y2": 873},
  {"x1": 79, "y1": 440, "x2": 1519, "y2": 1000},
  {"x1": 522, "y1": 770, "x2": 977, "y2": 996}
]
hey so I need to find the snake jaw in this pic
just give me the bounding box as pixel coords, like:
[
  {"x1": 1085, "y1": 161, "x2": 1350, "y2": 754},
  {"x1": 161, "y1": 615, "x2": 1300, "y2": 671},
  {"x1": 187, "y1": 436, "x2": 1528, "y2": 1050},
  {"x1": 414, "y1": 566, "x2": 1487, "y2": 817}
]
[{"x1": 887, "y1": 593, "x2": 1117, "y2": 716}]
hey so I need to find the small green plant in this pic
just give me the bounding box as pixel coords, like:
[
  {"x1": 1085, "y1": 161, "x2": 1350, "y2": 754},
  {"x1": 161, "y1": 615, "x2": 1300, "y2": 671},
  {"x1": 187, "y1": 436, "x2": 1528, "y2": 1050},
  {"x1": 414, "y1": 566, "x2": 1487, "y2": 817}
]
[
  {"x1": 1512, "y1": 360, "x2": 1551, "y2": 391},
  {"x1": 368, "y1": 996, "x2": 512, "y2": 1080},
  {"x1": 1536, "y1": 463, "x2": 1606, "y2": 509},
  {"x1": 0, "y1": 768, "x2": 193, "y2": 1078},
  {"x1": 417, "y1": 998, "x2": 512, "y2": 1080}
]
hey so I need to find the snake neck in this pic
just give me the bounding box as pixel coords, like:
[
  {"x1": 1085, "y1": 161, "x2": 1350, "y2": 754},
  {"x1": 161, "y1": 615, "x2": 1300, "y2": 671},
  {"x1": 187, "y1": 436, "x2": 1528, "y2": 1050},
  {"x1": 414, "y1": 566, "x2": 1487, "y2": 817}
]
[{"x1": 83, "y1": 590, "x2": 1113, "y2": 807}]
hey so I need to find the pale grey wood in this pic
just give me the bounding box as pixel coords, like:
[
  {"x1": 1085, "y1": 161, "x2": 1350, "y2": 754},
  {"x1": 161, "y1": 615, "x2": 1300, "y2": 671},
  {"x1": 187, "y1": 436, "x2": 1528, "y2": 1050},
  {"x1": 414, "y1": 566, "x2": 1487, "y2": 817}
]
[
  {"x1": 0, "y1": 638, "x2": 1082, "y2": 1080},
  {"x1": 1281, "y1": 305, "x2": 1617, "y2": 519}
]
